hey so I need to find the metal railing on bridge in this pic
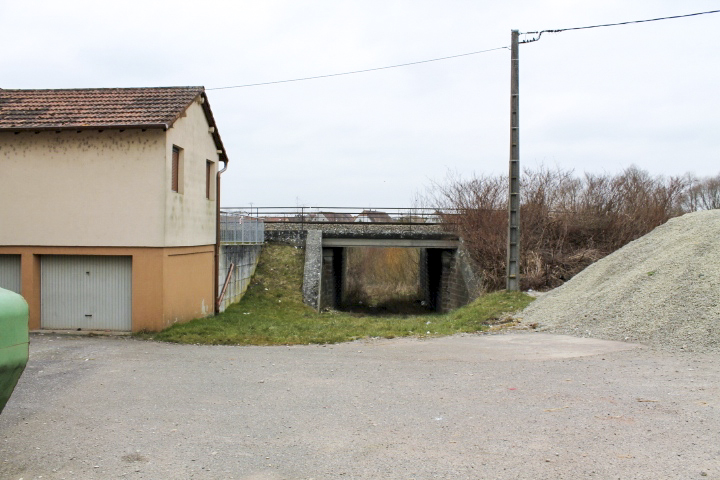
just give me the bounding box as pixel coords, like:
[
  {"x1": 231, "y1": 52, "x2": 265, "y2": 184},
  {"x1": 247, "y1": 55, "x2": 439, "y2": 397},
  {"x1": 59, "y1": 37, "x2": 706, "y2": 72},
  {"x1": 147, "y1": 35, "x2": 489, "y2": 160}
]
[{"x1": 221, "y1": 207, "x2": 460, "y2": 226}]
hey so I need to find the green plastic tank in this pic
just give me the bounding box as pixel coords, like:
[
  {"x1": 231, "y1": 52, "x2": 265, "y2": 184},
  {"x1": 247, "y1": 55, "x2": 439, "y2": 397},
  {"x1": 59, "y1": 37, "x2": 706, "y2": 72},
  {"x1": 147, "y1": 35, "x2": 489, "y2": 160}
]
[{"x1": 0, "y1": 287, "x2": 29, "y2": 414}]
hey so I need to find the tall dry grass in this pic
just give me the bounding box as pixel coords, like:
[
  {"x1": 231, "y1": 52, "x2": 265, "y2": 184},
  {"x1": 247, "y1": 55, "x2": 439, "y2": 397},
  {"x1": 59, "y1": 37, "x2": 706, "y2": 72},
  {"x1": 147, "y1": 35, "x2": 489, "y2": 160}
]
[
  {"x1": 344, "y1": 247, "x2": 421, "y2": 307},
  {"x1": 427, "y1": 166, "x2": 715, "y2": 291}
]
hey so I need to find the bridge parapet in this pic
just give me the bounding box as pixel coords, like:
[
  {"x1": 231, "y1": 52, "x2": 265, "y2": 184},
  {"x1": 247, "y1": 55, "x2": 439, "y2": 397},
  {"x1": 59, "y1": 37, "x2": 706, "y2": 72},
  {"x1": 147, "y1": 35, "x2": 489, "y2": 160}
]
[
  {"x1": 222, "y1": 207, "x2": 458, "y2": 226},
  {"x1": 264, "y1": 221, "x2": 455, "y2": 248},
  {"x1": 265, "y1": 221, "x2": 447, "y2": 235}
]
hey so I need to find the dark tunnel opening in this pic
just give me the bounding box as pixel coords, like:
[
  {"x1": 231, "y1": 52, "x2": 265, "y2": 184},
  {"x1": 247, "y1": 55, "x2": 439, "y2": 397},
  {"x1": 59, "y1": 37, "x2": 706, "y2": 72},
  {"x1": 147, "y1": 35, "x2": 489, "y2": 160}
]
[{"x1": 320, "y1": 246, "x2": 451, "y2": 315}]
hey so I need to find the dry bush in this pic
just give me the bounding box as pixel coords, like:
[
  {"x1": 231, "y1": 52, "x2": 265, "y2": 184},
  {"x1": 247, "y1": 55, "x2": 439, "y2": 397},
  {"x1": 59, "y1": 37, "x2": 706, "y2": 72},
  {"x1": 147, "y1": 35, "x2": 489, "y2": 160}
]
[
  {"x1": 425, "y1": 166, "x2": 699, "y2": 291},
  {"x1": 344, "y1": 247, "x2": 420, "y2": 306},
  {"x1": 429, "y1": 172, "x2": 508, "y2": 287}
]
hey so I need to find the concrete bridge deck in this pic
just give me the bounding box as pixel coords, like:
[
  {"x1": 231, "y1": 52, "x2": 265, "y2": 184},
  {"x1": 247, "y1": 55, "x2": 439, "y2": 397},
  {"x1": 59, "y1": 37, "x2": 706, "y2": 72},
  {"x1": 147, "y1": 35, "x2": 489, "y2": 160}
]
[
  {"x1": 322, "y1": 237, "x2": 459, "y2": 248},
  {"x1": 320, "y1": 227, "x2": 459, "y2": 248}
]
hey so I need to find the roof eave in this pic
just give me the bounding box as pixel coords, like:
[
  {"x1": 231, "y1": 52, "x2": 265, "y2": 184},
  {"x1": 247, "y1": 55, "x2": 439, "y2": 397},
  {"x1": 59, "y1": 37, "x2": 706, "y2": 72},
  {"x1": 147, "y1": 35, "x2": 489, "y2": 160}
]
[
  {"x1": 0, "y1": 123, "x2": 170, "y2": 133},
  {"x1": 199, "y1": 91, "x2": 229, "y2": 164},
  {"x1": 164, "y1": 90, "x2": 229, "y2": 164}
]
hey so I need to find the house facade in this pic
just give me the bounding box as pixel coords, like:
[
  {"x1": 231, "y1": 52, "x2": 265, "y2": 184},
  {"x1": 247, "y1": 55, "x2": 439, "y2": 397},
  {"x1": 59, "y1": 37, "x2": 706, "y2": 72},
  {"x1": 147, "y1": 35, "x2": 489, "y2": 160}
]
[
  {"x1": 354, "y1": 210, "x2": 393, "y2": 223},
  {"x1": 0, "y1": 87, "x2": 229, "y2": 332}
]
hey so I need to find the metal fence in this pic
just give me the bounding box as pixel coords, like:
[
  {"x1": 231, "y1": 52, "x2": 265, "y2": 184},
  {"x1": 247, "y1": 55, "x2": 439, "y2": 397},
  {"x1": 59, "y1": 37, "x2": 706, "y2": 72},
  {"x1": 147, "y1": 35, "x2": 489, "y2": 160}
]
[
  {"x1": 220, "y1": 212, "x2": 265, "y2": 244},
  {"x1": 221, "y1": 207, "x2": 460, "y2": 226}
]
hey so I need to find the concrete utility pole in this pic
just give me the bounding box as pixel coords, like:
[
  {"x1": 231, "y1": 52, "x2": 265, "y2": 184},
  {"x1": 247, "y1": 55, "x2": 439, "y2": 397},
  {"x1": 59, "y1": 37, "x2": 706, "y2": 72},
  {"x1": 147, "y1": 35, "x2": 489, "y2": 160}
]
[{"x1": 506, "y1": 30, "x2": 521, "y2": 291}]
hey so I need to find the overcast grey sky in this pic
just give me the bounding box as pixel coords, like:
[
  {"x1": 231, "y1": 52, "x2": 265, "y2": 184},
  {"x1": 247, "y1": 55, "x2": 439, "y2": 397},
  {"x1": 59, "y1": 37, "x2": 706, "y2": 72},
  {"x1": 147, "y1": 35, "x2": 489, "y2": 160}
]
[{"x1": 2, "y1": 1, "x2": 718, "y2": 208}]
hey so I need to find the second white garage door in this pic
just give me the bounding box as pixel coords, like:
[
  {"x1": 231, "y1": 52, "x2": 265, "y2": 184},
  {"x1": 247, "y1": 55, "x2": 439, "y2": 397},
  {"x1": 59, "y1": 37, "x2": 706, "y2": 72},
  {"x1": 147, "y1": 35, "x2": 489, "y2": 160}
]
[{"x1": 41, "y1": 255, "x2": 132, "y2": 331}]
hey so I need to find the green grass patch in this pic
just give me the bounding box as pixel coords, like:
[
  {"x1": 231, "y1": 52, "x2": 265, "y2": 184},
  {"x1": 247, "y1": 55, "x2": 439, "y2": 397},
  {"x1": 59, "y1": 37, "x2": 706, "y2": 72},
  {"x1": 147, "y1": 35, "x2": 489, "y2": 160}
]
[{"x1": 149, "y1": 244, "x2": 534, "y2": 346}]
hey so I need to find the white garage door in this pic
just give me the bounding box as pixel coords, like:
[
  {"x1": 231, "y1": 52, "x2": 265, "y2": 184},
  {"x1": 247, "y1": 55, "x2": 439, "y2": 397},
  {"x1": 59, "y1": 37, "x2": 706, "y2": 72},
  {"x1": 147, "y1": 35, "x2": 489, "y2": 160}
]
[
  {"x1": 0, "y1": 255, "x2": 22, "y2": 294},
  {"x1": 41, "y1": 255, "x2": 132, "y2": 331}
]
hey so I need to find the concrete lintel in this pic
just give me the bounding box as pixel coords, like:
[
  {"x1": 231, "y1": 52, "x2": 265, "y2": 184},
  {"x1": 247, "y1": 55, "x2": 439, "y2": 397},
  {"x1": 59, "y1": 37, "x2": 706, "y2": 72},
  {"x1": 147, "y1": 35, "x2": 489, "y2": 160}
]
[{"x1": 322, "y1": 238, "x2": 458, "y2": 248}]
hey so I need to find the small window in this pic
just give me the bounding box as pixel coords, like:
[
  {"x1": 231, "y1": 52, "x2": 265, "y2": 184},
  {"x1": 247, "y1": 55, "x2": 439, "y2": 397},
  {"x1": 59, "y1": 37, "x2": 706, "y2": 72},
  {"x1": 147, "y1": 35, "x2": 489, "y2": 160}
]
[
  {"x1": 206, "y1": 161, "x2": 212, "y2": 199},
  {"x1": 172, "y1": 147, "x2": 180, "y2": 192},
  {"x1": 206, "y1": 160, "x2": 216, "y2": 200},
  {"x1": 171, "y1": 146, "x2": 184, "y2": 194}
]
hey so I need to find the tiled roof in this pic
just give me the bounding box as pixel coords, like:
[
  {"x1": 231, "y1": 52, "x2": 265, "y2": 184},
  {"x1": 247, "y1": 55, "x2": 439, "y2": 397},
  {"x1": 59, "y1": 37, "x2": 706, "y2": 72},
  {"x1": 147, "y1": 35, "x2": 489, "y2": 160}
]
[
  {"x1": 0, "y1": 86, "x2": 204, "y2": 130},
  {"x1": 0, "y1": 86, "x2": 228, "y2": 163}
]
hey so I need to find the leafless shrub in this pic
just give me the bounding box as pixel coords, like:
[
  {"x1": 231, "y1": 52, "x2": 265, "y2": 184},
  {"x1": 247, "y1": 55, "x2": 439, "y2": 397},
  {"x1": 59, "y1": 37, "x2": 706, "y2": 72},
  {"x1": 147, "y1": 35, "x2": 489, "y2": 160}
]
[
  {"x1": 682, "y1": 174, "x2": 720, "y2": 211},
  {"x1": 423, "y1": 166, "x2": 704, "y2": 291},
  {"x1": 344, "y1": 247, "x2": 420, "y2": 306}
]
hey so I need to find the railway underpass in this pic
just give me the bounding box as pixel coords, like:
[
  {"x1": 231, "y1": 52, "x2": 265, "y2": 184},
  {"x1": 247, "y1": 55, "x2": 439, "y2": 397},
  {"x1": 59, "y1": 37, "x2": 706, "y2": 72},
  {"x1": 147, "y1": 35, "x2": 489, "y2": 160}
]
[{"x1": 301, "y1": 230, "x2": 482, "y2": 313}]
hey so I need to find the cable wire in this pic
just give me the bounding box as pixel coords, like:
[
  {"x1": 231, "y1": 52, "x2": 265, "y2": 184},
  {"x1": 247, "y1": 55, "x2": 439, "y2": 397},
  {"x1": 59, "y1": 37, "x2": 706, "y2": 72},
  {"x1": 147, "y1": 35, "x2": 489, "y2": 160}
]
[
  {"x1": 207, "y1": 46, "x2": 508, "y2": 90},
  {"x1": 208, "y1": 9, "x2": 720, "y2": 89},
  {"x1": 521, "y1": 8, "x2": 720, "y2": 43}
]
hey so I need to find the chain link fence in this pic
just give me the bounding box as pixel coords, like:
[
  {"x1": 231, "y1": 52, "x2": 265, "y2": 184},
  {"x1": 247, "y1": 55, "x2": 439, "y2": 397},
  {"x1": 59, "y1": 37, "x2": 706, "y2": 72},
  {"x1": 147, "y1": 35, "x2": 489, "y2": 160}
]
[{"x1": 220, "y1": 213, "x2": 265, "y2": 244}]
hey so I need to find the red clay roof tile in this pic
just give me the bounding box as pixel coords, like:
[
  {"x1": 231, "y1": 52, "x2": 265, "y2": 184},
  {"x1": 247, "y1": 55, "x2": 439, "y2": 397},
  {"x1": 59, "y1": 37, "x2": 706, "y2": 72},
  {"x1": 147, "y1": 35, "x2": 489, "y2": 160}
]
[
  {"x1": 0, "y1": 86, "x2": 204, "y2": 130},
  {"x1": 0, "y1": 86, "x2": 229, "y2": 163}
]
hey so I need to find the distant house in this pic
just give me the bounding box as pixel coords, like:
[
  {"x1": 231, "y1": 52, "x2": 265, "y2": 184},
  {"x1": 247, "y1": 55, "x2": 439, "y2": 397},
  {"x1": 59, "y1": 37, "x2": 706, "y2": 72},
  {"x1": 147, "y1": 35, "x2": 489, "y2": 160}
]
[
  {"x1": 354, "y1": 210, "x2": 393, "y2": 223},
  {"x1": 0, "y1": 87, "x2": 229, "y2": 332},
  {"x1": 316, "y1": 212, "x2": 355, "y2": 223},
  {"x1": 307, "y1": 213, "x2": 329, "y2": 223},
  {"x1": 291, "y1": 212, "x2": 354, "y2": 223}
]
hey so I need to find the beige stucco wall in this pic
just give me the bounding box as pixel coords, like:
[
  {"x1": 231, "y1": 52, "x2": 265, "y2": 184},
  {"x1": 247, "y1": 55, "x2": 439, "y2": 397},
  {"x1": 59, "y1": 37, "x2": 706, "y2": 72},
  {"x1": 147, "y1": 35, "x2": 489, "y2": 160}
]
[
  {"x1": 0, "y1": 99, "x2": 220, "y2": 248},
  {"x1": 0, "y1": 129, "x2": 167, "y2": 247},
  {"x1": 0, "y1": 98, "x2": 224, "y2": 331},
  {"x1": 162, "y1": 247, "x2": 215, "y2": 327},
  {"x1": 164, "y1": 100, "x2": 220, "y2": 247}
]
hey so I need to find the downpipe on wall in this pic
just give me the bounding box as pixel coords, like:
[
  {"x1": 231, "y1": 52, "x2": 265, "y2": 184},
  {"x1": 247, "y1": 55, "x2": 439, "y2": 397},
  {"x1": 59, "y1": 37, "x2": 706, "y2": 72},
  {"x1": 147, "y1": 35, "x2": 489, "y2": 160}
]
[{"x1": 214, "y1": 159, "x2": 228, "y2": 314}]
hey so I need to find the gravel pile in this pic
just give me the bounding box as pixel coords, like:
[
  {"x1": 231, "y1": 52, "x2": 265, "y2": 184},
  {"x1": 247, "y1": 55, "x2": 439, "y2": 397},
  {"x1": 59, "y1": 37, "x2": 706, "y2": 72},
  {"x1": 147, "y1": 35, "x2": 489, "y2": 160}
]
[{"x1": 520, "y1": 209, "x2": 720, "y2": 352}]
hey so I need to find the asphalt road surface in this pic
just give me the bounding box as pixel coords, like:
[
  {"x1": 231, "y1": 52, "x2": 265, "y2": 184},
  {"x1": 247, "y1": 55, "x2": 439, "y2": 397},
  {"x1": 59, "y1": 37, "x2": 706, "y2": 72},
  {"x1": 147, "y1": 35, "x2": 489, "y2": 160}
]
[{"x1": 1, "y1": 332, "x2": 719, "y2": 479}]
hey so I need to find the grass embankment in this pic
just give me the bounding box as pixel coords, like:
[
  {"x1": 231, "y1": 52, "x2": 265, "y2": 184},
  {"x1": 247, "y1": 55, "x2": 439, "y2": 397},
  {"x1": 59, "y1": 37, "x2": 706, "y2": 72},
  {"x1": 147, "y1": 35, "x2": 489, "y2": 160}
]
[{"x1": 151, "y1": 244, "x2": 533, "y2": 345}]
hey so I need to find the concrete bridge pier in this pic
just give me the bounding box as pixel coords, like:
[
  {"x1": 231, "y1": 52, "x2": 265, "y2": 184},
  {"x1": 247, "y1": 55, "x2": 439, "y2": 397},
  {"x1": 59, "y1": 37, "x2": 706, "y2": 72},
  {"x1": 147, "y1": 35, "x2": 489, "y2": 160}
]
[{"x1": 321, "y1": 247, "x2": 345, "y2": 310}]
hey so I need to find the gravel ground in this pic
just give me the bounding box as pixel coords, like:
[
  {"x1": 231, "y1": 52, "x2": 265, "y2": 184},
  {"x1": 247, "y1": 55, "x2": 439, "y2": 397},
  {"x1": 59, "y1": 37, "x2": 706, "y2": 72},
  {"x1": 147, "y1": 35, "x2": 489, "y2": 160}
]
[
  {"x1": 520, "y1": 209, "x2": 720, "y2": 352},
  {"x1": 2, "y1": 333, "x2": 720, "y2": 479}
]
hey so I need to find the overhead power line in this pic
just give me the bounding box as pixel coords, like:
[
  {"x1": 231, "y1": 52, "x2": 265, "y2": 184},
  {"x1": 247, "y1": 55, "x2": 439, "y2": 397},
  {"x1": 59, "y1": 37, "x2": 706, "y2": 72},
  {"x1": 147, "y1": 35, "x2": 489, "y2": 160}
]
[
  {"x1": 207, "y1": 46, "x2": 508, "y2": 91},
  {"x1": 208, "y1": 8, "x2": 720, "y2": 90},
  {"x1": 521, "y1": 8, "x2": 720, "y2": 43}
]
